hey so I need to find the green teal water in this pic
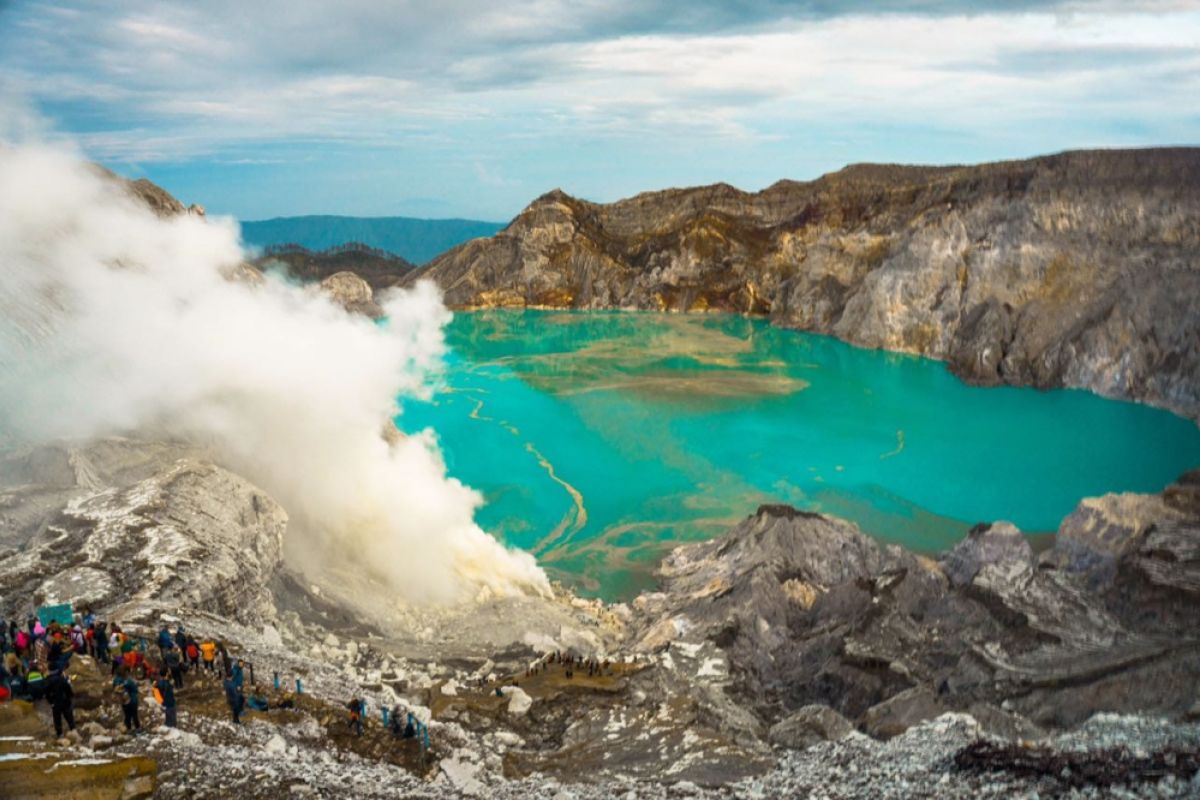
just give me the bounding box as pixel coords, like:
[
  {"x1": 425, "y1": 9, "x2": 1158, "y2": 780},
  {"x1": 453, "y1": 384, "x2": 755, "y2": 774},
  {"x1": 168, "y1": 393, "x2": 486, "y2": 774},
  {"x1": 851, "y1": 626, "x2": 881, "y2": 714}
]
[{"x1": 398, "y1": 310, "x2": 1200, "y2": 600}]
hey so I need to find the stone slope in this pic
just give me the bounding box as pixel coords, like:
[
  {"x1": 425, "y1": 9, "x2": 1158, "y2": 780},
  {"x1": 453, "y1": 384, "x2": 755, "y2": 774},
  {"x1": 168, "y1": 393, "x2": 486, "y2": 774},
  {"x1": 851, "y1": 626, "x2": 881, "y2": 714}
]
[
  {"x1": 628, "y1": 470, "x2": 1200, "y2": 741},
  {"x1": 0, "y1": 439, "x2": 286, "y2": 627},
  {"x1": 403, "y1": 148, "x2": 1200, "y2": 418}
]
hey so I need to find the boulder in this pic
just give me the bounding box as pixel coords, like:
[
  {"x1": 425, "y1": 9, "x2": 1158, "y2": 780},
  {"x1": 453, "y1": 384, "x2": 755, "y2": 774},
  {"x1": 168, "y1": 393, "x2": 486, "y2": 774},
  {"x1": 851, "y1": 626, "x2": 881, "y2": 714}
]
[
  {"x1": 861, "y1": 687, "x2": 946, "y2": 740},
  {"x1": 941, "y1": 522, "x2": 1033, "y2": 587},
  {"x1": 965, "y1": 703, "x2": 1045, "y2": 741},
  {"x1": 767, "y1": 705, "x2": 855, "y2": 750},
  {"x1": 319, "y1": 271, "x2": 384, "y2": 318},
  {"x1": 1049, "y1": 491, "x2": 1184, "y2": 586},
  {"x1": 501, "y1": 686, "x2": 533, "y2": 716}
]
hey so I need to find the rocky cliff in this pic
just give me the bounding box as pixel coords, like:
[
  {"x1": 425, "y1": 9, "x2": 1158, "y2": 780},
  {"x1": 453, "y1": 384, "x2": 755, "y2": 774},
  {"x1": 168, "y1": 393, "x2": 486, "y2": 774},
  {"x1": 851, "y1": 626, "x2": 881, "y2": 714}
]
[
  {"x1": 629, "y1": 471, "x2": 1200, "y2": 742},
  {"x1": 402, "y1": 149, "x2": 1200, "y2": 419}
]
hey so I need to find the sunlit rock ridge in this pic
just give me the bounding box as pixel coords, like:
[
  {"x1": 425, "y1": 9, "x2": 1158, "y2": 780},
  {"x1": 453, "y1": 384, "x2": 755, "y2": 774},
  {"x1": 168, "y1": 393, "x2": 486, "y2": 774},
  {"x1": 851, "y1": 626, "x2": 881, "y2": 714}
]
[{"x1": 403, "y1": 148, "x2": 1200, "y2": 420}]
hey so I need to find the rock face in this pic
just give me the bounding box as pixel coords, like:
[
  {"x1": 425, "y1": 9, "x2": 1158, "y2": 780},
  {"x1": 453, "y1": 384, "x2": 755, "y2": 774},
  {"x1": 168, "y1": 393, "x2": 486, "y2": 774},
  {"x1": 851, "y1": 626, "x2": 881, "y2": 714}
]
[
  {"x1": 319, "y1": 270, "x2": 385, "y2": 318},
  {"x1": 402, "y1": 149, "x2": 1200, "y2": 418},
  {"x1": 629, "y1": 471, "x2": 1200, "y2": 741},
  {"x1": 0, "y1": 439, "x2": 286, "y2": 626}
]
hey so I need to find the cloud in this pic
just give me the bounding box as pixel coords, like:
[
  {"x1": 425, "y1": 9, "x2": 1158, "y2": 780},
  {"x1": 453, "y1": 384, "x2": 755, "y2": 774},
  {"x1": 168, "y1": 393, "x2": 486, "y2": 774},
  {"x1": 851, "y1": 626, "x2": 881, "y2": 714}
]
[
  {"x1": 2, "y1": 1, "x2": 1196, "y2": 217},
  {"x1": 0, "y1": 116, "x2": 550, "y2": 604}
]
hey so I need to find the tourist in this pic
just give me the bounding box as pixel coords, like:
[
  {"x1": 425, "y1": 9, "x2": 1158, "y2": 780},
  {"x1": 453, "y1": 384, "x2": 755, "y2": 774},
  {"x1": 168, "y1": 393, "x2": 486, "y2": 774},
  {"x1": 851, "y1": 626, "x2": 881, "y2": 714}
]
[
  {"x1": 154, "y1": 673, "x2": 177, "y2": 728},
  {"x1": 223, "y1": 676, "x2": 244, "y2": 724},
  {"x1": 156, "y1": 626, "x2": 174, "y2": 658},
  {"x1": 25, "y1": 667, "x2": 45, "y2": 701},
  {"x1": 94, "y1": 621, "x2": 109, "y2": 662},
  {"x1": 45, "y1": 668, "x2": 75, "y2": 737},
  {"x1": 230, "y1": 658, "x2": 245, "y2": 690},
  {"x1": 347, "y1": 697, "x2": 364, "y2": 735},
  {"x1": 185, "y1": 638, "x2": 200, "y2": 669},
  {"x1": 165, "y1": 645, "x2": 184, "y2": 689},
  {"x1": 47, "y1": 637, "x2": 66, "y2": 672},
  {"x1": 199, "y1": 638, "x2": 217, "y2": 671},
  {"x1": 388, "y1": 707, "x2": 406, "y2": 736},
  {"x1": 117, "y1": 668, "x2": 141, "y2": 732}
]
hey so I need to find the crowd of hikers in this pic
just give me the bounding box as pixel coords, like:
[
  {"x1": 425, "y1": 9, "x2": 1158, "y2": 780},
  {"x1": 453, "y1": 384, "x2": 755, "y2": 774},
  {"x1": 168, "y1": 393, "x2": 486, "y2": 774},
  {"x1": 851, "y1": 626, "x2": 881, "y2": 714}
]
[
  {"x1": 2, "y1": 608, "x2": 425, "y2": 754},
  {"x1": 0, "y1": 610, "x2": 300, "y2": 738}
]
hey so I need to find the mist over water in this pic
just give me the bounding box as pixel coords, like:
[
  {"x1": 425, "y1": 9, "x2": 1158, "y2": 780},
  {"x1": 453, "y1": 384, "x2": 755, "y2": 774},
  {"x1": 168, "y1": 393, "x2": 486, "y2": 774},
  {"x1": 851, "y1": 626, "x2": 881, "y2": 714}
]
[
  {"x1": 0, "y1": 135, "x2": 548, "y2": 604},
  {"x1": 402, "y1": 310, "x2": 1200, "y2": 600}
]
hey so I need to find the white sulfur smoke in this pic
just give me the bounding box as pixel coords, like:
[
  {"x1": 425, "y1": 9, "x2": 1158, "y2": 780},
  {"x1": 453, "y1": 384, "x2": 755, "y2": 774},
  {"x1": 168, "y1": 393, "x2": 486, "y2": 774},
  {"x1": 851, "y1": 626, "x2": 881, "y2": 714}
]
[{"x1": 0, "y1": 136, "x2": 549, "y2": 604}]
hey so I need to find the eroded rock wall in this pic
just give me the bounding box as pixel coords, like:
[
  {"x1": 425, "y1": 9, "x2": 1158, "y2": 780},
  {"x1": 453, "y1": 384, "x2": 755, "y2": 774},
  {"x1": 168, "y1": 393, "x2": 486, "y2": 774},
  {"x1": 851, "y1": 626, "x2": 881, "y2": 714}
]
[{"x1": 404, "y1": 149, "x2": 1200, "y2": 418}]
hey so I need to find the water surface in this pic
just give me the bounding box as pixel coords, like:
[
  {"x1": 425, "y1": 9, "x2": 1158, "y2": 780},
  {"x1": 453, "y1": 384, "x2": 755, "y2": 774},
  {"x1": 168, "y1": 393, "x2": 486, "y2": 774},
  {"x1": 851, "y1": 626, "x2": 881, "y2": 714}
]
[{"x1": 399, "y1": 311, "x2": 1200, "y2": 599}]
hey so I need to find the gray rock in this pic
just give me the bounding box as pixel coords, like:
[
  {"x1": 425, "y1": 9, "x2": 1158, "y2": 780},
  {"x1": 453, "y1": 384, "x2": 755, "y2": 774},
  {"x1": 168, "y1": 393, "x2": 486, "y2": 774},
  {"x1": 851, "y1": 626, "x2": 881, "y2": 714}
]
[
  {"x1": 942, "y1": 522, "x2": 1033, "y2": 587},
  {"x1": 0, "y1": 438, "x2": 287, "y2": 625},
  {"x1": 319, "y1": 270, "x2": 384, "y2": 318},
  {"x1": 861, "y1": 687, "x2": 946, "y2": 740},
  {"x1": 965, "y1": 703, "x2": 1046, "y2": 741},
  {"x1": 768, "y1": 705, "x2": 855, "y2": 750}
]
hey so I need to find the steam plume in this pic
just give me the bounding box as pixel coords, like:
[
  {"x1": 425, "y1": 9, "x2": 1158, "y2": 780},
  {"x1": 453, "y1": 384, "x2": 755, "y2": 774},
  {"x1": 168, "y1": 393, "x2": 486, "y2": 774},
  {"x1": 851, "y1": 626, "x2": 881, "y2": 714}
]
[{"x1": 0, "y1": 134, "x2": 548, "y2": 604}]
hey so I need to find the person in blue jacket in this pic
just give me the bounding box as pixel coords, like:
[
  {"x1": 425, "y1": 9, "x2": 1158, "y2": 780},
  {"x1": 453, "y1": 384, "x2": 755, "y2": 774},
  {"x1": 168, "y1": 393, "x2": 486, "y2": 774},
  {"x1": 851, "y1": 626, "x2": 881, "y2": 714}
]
[
  {"x1": 224, "y1": 677, "x2": 244, "y2": 724},
  {"x1": 156, "y1": 626, "x2": 173, "y2": 658}
]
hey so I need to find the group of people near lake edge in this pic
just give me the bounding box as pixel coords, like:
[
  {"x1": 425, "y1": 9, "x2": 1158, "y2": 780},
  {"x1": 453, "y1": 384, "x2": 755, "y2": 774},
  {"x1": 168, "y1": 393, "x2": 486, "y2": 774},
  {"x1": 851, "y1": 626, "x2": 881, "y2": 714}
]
[
  {"x1": 0, "y1": 610, "x2": 299, "y2": 738},
  {"x1": 5, "y1": 608, "x2": 629, "y2": 755}
]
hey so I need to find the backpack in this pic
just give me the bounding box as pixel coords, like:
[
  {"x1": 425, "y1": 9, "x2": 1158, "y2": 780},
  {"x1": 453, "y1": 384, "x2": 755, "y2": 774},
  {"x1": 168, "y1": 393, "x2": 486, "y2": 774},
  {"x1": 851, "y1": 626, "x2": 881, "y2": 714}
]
[{"x1": 187, "y1": 644, "x2": 198, "y2": 659}]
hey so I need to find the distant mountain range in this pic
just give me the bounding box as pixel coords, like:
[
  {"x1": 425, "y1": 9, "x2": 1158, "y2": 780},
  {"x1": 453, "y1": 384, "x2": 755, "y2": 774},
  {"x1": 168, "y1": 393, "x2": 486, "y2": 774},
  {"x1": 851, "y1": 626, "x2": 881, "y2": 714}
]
[{"x1": 239, "y1": 215, "x2": 506, "y2": 265}]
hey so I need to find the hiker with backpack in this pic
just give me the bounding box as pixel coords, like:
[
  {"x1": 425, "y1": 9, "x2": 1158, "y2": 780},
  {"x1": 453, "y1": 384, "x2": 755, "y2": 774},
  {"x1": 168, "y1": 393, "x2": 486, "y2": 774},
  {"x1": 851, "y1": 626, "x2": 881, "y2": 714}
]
[
  {"x1": 116, "y1": 667, "x2": 140, "y2": 733},
  {"x1": 154, "y1": 673, "x2": 177, "y2": 728}
]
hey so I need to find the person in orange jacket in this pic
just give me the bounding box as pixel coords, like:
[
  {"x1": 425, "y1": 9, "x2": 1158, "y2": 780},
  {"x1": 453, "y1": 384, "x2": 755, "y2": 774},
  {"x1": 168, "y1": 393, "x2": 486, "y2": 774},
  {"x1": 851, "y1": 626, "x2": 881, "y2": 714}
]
[{"x1": 199, "y1": 639, "x2": 217, "y2": 672}]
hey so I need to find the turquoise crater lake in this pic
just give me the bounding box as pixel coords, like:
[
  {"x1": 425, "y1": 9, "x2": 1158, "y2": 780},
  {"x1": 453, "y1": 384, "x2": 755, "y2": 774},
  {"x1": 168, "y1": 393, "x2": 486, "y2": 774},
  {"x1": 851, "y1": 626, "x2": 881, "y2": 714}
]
[{"x1": 398, "y1": 310, "x2": 1200, "y2": 600}]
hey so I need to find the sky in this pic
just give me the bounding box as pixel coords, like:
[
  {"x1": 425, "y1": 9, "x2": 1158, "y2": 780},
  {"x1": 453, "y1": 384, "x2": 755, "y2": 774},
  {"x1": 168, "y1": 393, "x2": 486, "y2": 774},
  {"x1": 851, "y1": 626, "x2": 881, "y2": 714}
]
[{"x1": 1, "y1": 0, "x2": 1198, "y2": 221}]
